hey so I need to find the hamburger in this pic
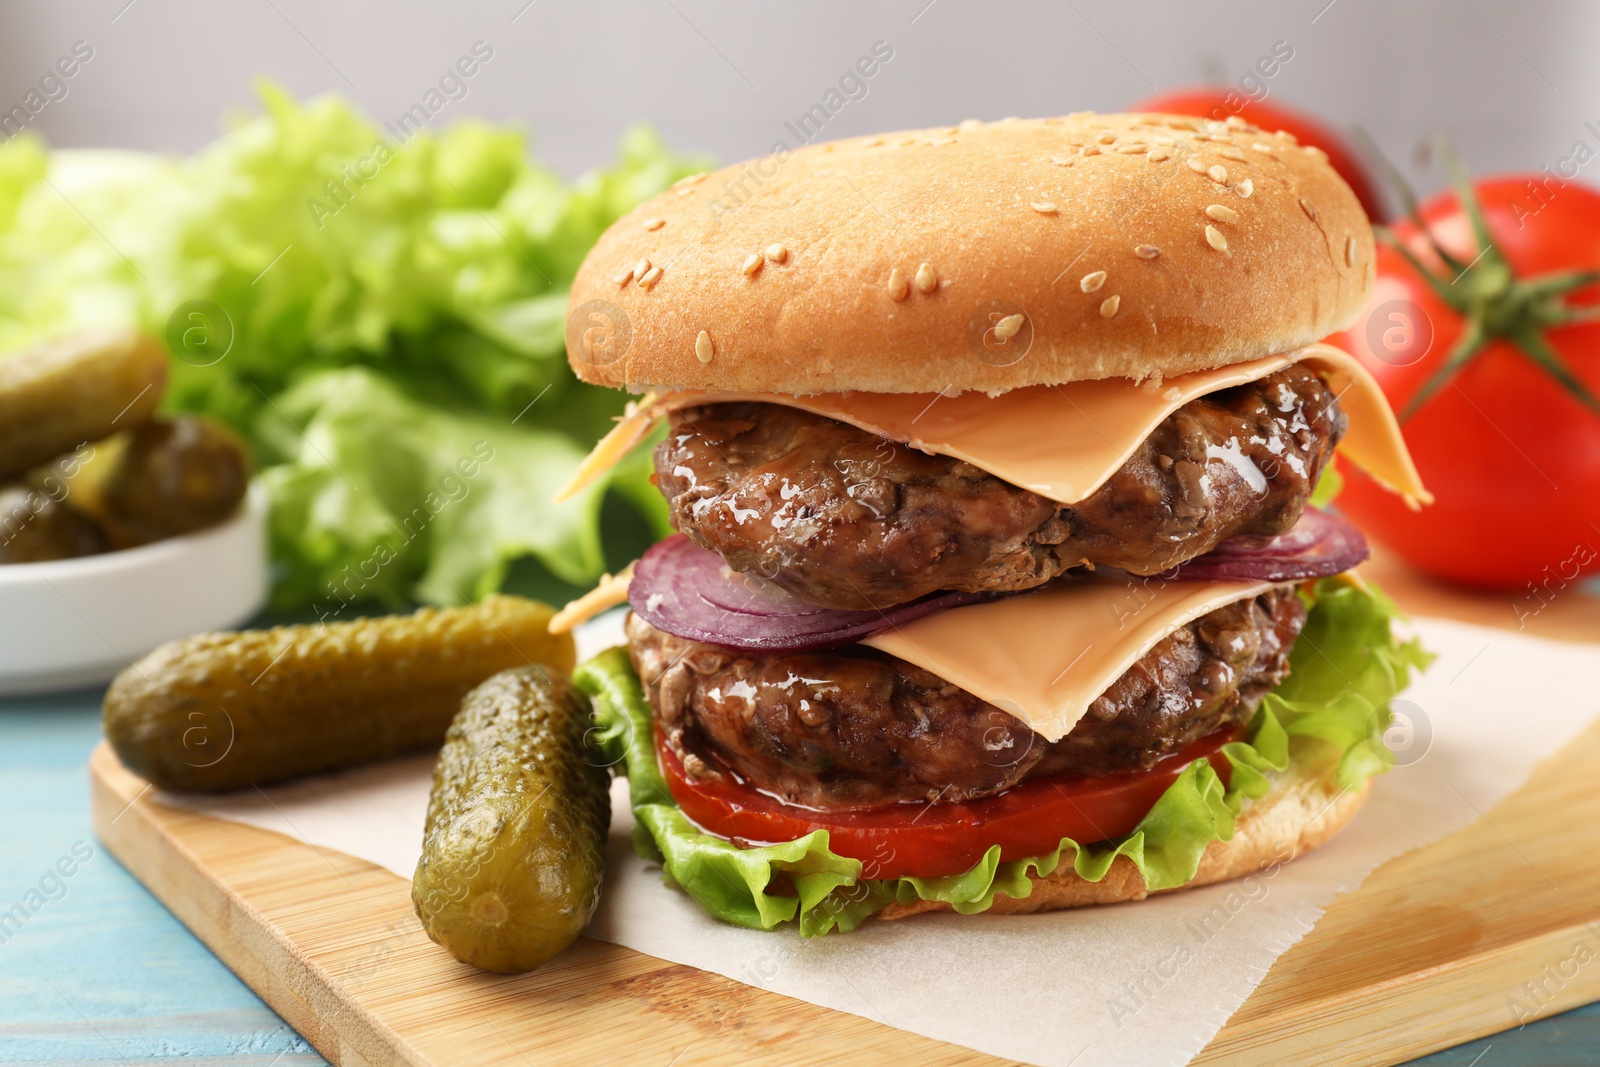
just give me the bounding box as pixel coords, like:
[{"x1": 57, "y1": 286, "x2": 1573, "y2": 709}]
[{"x1": 556, "y1": 112, "x2": 1433, "y2": 934}]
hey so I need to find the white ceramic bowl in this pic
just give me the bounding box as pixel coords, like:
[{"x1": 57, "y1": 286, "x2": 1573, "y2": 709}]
[{"x1": 0, "y1": 483, "x2": 268, "y2": 695}]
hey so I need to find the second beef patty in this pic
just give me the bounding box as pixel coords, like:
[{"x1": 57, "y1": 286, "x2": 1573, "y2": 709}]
[
  {"x1": 656, "y1": 365, "x2": 1345, "y2": 611},
  {"x1": 628, "y1": 584, "x2": 1307, "y2": 810}
]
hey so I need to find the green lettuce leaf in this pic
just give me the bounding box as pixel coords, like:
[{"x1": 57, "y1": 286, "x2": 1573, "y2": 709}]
[
  {"x1": 573, "y1": 576, "x2": 1434, "y2": 936},
  {"x1": 0, "y1": 84, "x2": 707, "y2": 606},
  {"x1": 256, "y1": 366, "x2": 607, "y2": 612},
  {"x1": 1309, "y1": 461, "x2": 1345, "y2": 509}
]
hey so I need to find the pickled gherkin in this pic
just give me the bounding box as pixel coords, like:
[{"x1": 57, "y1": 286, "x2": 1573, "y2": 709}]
[
  {"x1": 0, "y1": 328, "x2": 167, "y2": 481},
  {"x1": 97, "y1": 416, "x2": 252, "y2": 544},
  {"x1": 102, "y1": 596, "x2": 573, "y2": 792},
  {"x1": 412, "y1": 667, "x2": 610, "y2": 974},
  {"x1": 0, "y1": 484, "x2": 108, "y2": 563}
]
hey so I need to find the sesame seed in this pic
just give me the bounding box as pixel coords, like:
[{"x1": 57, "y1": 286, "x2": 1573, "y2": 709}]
[
  {"x1": 1219, "y1": 146, "x2": 1245, "y2": 161},
  {"x1": 914, "y1": 262, "x2": 938, "y2": 294},
  {"x1": 643, "y1": 217, "x2": 666, "y2": 231},
  {"x1": 1204, "y1": 225, "x2": 1228, "y2": 251},
  {"x1": 742, "y1": 253, "x2": 763, "y2": 276},
  {"x1": 1080, "y1": 270, "x2": 1107, "y2": 293},
  {"x1": 638, "y1": 265, "x2": 663, "y2": 289},
  {"x1": 865, "y1": 136, "x2": 885, "y2": 146},
  {"x1": 1205, "y1": 204, "x2": 1238, "y2": 223},
  {"x1": 1252, "y1": 142, "x2": 1274, "y2": 154},
  {"x1": 672, "y1": 173, "x2": 707, "y2": 188},
  {"x1": 993, "y1": 313, "x2": 1025, "y2": 342},
  {"x1": 1225, "y1": 115, "x2": 1248, "y2": 129},
  {"x1": 1153, "y1": 134, "x2": 1175, "y2": 146},
  {"x1": 1305, "y1": 144, "x2": 1329, "y2": 162},
  {"x1": 1235, "y1": 178, "x2": 1254, "y2": 198},
  {"x1": 1117, "y1": 143, "x2": 1148, "y2": 154},
  {"x1": 1345, "y1": 236, "x2": 1357, "y2": 266},
  {"x1": 1100, "y1": 294, "x2": 1121, "y2": 318},
  {"x1": 1148, "y1": 148, "x2": 1172, "y2": 162},
  {"x1": 1081, "y1": 145, "x2": 1102, "y2": 156},
  {"x1": 1277, "y1": 129, "x2": 1299, "y2": 145},
  {"x1": 1187, "y1": 156, "x2": 1208, "y2": 174},
  {"x1": 1208, "y1": 165, "x2": 1228, "y2": 183},
  {"x1": 1049, "y1": 155, "x2": 1075, "y2": 166},
  {"x1": 612, "y1": 268, "x2": 634, "y2": 287},
  {"x1": 942, "y1": 126, "x2": 960, "y2": 135},
  {"x1": 898, "y1": 136, "x2": 917, "y2": 146},
  {"x1": 676, "y1": 186, "x2": 696, "y2": 197},
  {"x1": 1097, "y1": 132, "x2": 1117, "y2": 144},
  {"x1": 633, "y1": 257, "x2": 651, "y2": 279},
  {"x1": 766, "y1": 243, "x2": 788, "y2": 263},
  {"x1": 1134, "y1": 244, "x2": 1161, "y2": 259},
  {"x1": 960, "y1": 118, "x2": 984, "y2": 130},
  {"x1": 695, "y1": 330, "x2": 713, "y2": 363},
  {"x1": 1300, "y1": 198, "x2": 1319, "y2": 223},
  {"x1": 1031, "y1": 201, "x2": 1059, "y2": 214},
  {"x1": 888, "y1": 268, "x2": 910, "y2": 301}
]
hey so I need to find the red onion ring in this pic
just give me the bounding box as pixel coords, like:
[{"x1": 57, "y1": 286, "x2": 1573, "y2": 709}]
[
  {"x1": 1157, "y1": 506, "x2": 1369, "y2": 582},
  {"x1": 632, "y1": 507, "x2": 1366, "y2": 653},
  {"x1": 629, "y1": 535, "x2": 1010, "y2": 653}
]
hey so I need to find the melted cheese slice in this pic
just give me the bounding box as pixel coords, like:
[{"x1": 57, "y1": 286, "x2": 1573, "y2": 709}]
[
  {"x1": 557, "y1": 342, "x2": 1430, "y2": 507},
  {"x1": 861, "y1": 576, "x2": 1277, "y2": 743}
]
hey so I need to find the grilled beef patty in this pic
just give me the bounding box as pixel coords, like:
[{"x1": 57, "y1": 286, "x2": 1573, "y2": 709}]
[
  {"x1": 656, "y1": 366, "x2": 1344, "y2": 611},
  {"x1": 627, "y1": 584, "x2": 1306, "y2": 810}
]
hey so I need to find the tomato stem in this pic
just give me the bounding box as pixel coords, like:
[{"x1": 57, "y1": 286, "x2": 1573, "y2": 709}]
[
  {"x1": 1372, "y1": 138, "x2": 1600, "y2": 421},
  {"x1": 1556, "y1": 304, "x2": 1600, "y2": 325},
  {"x1": 1523, "y1": 269, "x2": 1600, "y2": 298},
  {"x1": 1508, "y1": 327, "x2": 1600, "y2": 420},
  {"x1": 1354, "y1": 126, "x2": 1466, "y2": 273},
  {"x1": 1401, "y1": 318, "x2": 1485, "y2": 422},
  {"x1": 1436, "y1": 135, "x2": 1501, "y2": 264},
  {"x1": 1375, "y1": 228, "x2": 1456, "y2": 305}
]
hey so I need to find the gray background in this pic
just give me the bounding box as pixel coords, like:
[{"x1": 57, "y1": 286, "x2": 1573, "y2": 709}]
[{"x1": 1, "y1": 0, "x2": 1595, "y2": 202}]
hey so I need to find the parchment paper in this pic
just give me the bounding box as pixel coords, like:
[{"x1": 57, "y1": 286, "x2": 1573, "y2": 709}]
[{"x1": 162, "y1": 612, "x2": 1600, "y2": 1066}]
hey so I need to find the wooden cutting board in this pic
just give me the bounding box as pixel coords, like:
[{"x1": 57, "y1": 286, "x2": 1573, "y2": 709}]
[{"x1": 90, "y1": 550, "x2": 1600, "y2": 1067}]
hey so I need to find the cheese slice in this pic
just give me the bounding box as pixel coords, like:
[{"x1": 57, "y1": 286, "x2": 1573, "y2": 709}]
[
  {"x1": 557, "y1": 343, "x2": 1430, "y2": 507},
  {"x1": 860, "y1": 576, "x2": 1277, "y2": 743},
  {"x1": 557, "y1": 394, "x2": 661, "y2": 503}
]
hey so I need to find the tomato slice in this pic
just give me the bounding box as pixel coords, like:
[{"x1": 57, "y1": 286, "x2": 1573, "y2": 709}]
[{"x1": 658, "y1": 726, "x2": 1240, "y2": 880}]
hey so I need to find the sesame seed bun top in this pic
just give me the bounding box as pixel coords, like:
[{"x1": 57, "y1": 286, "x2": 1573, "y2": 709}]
[{"x1": 565, "y1": 112, "x2": 1375, "y2": 396}]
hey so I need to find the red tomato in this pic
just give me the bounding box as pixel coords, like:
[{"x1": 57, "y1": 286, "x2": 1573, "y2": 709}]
[
  {"x1": 1132, "y1": 89, "x2": 1385, "y2": 221},
  {"x1": 658, "y1": 727, "x2": 1239, "y2": 880},
  {"x1": 1329, "y1": 177, "x2": 1600, "y2": 592}
]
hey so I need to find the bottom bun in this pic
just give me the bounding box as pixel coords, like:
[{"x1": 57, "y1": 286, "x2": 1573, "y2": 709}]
[{"x1": 877, "y1": 768, "x2": 1369, "y2": 921}]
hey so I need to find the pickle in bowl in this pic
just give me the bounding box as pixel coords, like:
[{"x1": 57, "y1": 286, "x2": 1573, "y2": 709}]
[
  {"x1": 0, "y1": 483, "x2": 109, "y2": 564},
  {"x1": 66, "y1": 416, "x2": 253, "y2": 547},
  {"x1": 0, "y1": 328, "x2": 168, "y2": 481}
]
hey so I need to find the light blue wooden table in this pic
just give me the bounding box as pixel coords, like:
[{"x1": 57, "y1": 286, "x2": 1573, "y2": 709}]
[{"x1": 3, "y1": 688, "x2": 1595, "y2": 1066}]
